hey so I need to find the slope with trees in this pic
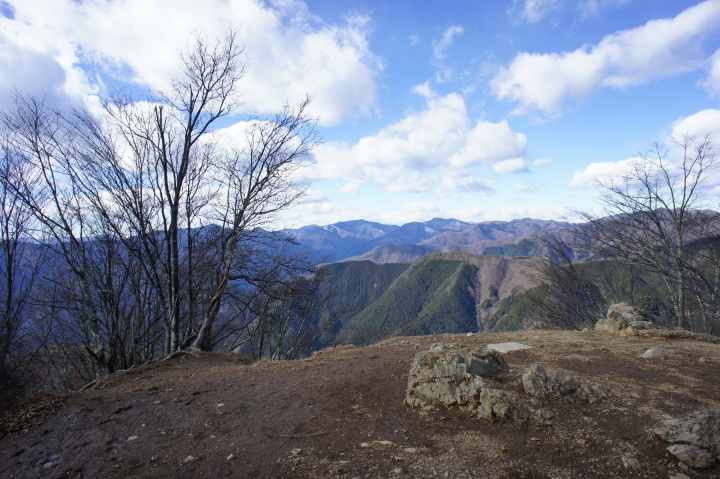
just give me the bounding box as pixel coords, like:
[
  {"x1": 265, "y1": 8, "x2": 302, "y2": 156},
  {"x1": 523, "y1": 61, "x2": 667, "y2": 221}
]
[{"x1": 0, "y1": 29, "x2": 319, "y2": 404}]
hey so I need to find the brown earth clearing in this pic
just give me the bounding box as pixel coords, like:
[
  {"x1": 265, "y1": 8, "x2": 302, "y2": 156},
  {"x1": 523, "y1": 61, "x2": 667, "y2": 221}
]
[{"x1": 1, "y1": 329, "x2": 719, "y2": 478}]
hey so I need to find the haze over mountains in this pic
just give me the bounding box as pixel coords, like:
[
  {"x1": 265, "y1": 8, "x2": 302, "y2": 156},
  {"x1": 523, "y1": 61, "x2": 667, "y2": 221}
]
[{"x1": 286, "y1": 217, "x2": 574, "y2": 263}]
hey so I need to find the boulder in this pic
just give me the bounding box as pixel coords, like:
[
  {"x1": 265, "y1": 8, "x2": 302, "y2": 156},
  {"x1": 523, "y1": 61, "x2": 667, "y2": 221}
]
[
  {"x1": 550, "y1": 368, "x2": 580, "y2": 395},
  {"x1": 405, "y1": 343, "x2": 507, "y2": 409},
  {"x1": 656, "y1": 410, "x2": 720, "y2": 468},
  {"x1": 595, "y1": 303, "x2": 661, "y2": 334}
]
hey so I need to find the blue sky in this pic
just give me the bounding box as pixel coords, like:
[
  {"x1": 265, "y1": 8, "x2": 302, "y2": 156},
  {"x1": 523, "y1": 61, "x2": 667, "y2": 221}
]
[{"x1": 1, "y1": 0, "x2": 720, "y2": 227}]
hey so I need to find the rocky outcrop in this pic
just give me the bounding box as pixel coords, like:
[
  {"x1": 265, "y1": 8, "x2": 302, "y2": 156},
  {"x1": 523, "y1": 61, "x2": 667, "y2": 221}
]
[
  {"x1": 406, "y1": 344, "x2": 609, "y2": 424},
  {"x1": 655, "y1": 410, "x2": 720, "y2": 469},
  {"x1": 595, "y1": 303, "x2": 662, "y2": 335},
  {"x1": 404, "y1": 343, "x2": 507, "y2": 410}
]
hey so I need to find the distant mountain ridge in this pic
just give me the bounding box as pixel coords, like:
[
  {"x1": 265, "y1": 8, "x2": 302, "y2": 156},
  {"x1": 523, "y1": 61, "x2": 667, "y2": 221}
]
[{"x1": 285, "y1": 217, "x2": 572, "y2": 263}]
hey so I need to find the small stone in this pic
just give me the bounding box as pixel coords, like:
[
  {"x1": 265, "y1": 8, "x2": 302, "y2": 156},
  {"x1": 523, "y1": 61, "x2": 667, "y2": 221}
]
[
  {"x1": 466, "y1": 332, "x2": 473, "y2": 337},
  {"x1": 183, "y1": 455, "x2": 198, "y2": 463},
  {"x1": 42, "y1": 455, "x2": 61, "y2": 470},
  {"x1": 403, "y1": 447, "x2": 418, "y2": 454},
  {"x1": 375, "y1": 440, "x2": 394, "y2": 445},
  {"x1": 641, "y1": 348, "x2": 668, "y2": 360},
  {"x1": 127, "y1": 436, "x2": 138, "y2": 441},
  {"x1": 393, "y1": 467, "x2": 403, "y2": 474},
  {"x1": 216, "y1": 403, "x2": 225, "y2": 407},
  {"x1": 290, "y1": 448, "x2": 302, "y2": 456},
  {"x1": 534, "y1": 409, "x2": 555, "y2": 424},
  {"x1": 360, "y1": 442, "x2": 371, "y2": 448},
  {"x1": 226, "y1": 454, "x2": 235, "y2": 461},
  {"x1": 621, "y1": 455, "x2": 640, "y2": 470}
]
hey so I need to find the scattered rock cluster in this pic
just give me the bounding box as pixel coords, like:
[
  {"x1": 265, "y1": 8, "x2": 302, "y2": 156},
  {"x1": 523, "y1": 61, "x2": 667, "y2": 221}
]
[
  {"x1": 656, "y1": 410, "x2": 720, "y2": 470},
  {"x1": 405, "y1": 343, "x2": 610, "y2": 422},
  {"x1": 595, "y1": 302, "x2": 662, "y2": 336},
  {"x1": 521, "y1": 363, "x2": 610, "y2": 404}
]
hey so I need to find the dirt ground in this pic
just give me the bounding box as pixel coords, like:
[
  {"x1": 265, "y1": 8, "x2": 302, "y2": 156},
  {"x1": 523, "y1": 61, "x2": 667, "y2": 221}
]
[{"x1": 1, "y1": 329, "x2": 719, "y2": 479}]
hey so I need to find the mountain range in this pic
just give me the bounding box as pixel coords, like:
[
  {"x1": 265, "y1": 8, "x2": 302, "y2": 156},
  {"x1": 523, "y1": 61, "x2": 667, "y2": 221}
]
[{"x1": 286, "y1": 217, "x2": 574, "y2": 263}]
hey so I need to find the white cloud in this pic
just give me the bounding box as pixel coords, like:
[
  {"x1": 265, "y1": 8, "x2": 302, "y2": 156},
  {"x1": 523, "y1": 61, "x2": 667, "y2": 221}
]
[
  {"x1": 305, "y1": 86, "x2": 526, "y2": 197},
  {"x1": 409, "y1": 35, "x2": 420, "y2": 47},
  {"x1": 533, "y1": 158, "x2": 553, "y2": 166},
  {"x1": 0, "y1": 0, "x2": 380, "y2": 125},
  {"x1": 493, "y1": 158, "x2": 529, "y2": 174},
  {"x1": 300, "y1": 189, "x2": 329, "y2": 203},
  {"x1": 579, "y1": 0, "x2": 633, "y2": 19},
  {"x1": 493, "y1": 1, "x2": 720, "y2": 116},
  {"x1": 510, "y1": 0, "x2": 561, "y2": 24},
  {"x1": 339, "y1": 182, "x2": 360, "y2": 194},
  {"x1": 515, "y1": 182, "x2": 539, "y2": 193},
  {"x1": 458, "y1": 204, "x2": 569, "y2": 222},
  {"x1": 432, "y1": 25, "x2": 463, "y2": 62},
  {"x1": 672, "y1": 109, "x2": 720, "y2": 139},
  {"x1": 384, "y1": 171, "x2": 496, "y2": 198},
  {"x1": 569, "y1": 157, "x2": 641, "y2": 187},
  {"x1": 379, "y1": 202, "x2": 442, "y2": 225},
  {"x1": 450, "y1": 121, "x2": 527, "y2": 168},
  {"x1": 704, "y1": 49, "x2": 720, "y2": 97}
]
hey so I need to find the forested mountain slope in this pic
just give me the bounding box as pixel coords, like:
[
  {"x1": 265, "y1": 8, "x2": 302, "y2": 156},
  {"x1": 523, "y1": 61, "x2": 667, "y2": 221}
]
[{"x1": 314, "y1": 253, "x2": 541, "y2": 348}]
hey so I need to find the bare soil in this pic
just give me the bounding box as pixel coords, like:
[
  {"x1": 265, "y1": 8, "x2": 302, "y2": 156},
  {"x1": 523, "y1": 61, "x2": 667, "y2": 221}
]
[{"x1": 1, "y1": 329, "x2": 719, "y2": 478}]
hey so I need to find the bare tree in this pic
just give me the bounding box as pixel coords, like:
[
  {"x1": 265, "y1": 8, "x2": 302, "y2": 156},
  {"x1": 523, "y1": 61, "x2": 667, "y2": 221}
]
[
  {"x1": 575, "y1": 135, "x2": 718, "y2": 328},
  {"x1": 2, "y1": 26, "x2": 320, "y2": 369},
  {"x1": 190, "y1": 98, "x2": 317, "y2": 350},
  {"x1": 0, "y1": 125, "x2": 50, "y2": 406},
  {"x1": 232, "y1": 266, "x2": 338, "y2": 361}
]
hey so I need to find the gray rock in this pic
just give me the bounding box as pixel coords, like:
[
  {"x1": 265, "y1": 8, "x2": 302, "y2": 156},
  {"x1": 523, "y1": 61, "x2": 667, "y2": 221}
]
[
  {"x1": 523, "y1": 364, "x2": 582, "y2": 397},
  {"x1": 550, "y1": 368, "x2": 579, "y2": 394},
  {"x1": 477, "y1": 388, "x2": 515, "y2": 421},
  {"x1": 656, "y1": 410, "x2": 720, "y2": 457},
  {"x1": 667, "y1": 444, "x2": 716, "y2": 469},
  {"x1": 641, "y1": 348, "x2": 668, "y2": 360},
  {"x1": 578, "y1": 383, "x2": 611, "y2": 403},
  {"x1": 621, "y1": 455, "x2": 641, "y2": 470},
  {"x1": 596, "y1": 303, "x2": 661, "y2": 333},
  {"x1": 522, "y1": 364, "x2": 548, "y2": 397},
  {"x1": 534, "y1": 408, "x2": 556, "y2": 425},
  {"x1": 469, "y1": 358, "x2": 500, "y2": 377},
  {"x1": 405, "y1": 343, "x2": 507, "y2": 409}
]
